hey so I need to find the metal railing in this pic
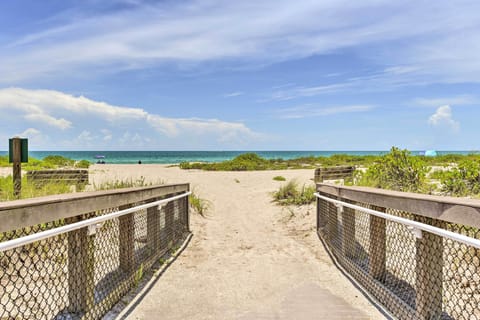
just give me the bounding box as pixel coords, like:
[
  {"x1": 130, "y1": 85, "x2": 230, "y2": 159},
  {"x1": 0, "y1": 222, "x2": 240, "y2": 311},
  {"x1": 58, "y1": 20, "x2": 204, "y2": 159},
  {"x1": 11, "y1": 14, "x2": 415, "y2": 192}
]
[
  {"x1": 316, "y1": 184, "x2": 480, "y2": 320},
  {"x1": 0, "y1": 184, "x2": 191, "y2": 319}
]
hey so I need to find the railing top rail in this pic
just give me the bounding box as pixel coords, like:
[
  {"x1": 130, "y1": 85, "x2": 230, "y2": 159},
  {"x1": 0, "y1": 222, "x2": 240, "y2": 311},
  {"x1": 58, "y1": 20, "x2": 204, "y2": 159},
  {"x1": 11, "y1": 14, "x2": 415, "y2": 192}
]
[
  {"x1": 0, "y1": 183, "x2": 189, "y2": 233},
  {"x1": 317, "y1": 183, "x2": 480, "y2": 229},
  {"x1": 0, "y1": 191, "x2": 191, "y2": 252},
  {"x1": 316, "y1": 192, "x2": 480, "y2": 250}
]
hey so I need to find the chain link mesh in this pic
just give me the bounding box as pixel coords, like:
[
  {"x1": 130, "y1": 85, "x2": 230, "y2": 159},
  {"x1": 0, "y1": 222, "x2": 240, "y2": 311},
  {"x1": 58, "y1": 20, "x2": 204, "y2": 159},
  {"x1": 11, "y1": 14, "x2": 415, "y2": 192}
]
[
  {"x1": 0, "y1": 193, "x2": 189, "y2": 319},
  {"x1": 317, "y1": 192, "x2": 480, "y2": 320}
]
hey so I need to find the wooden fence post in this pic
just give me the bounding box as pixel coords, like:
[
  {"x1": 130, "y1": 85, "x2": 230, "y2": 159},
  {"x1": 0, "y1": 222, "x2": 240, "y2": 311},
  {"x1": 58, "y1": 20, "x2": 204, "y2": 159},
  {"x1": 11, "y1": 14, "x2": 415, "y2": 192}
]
[
  {"x1": 328, "y1": 198, "x2": 338, "y2": 243},
  {"x1": 342, "y1": 206, "x2": 356, "y2": 258},
  {"x1": 369, "y1": 206, "x2": 386, "y2": 281},
  {"x1": 415, "y1": 217, "x2": 444, "y2": 319},
  {"x1": 119, "y1": 204, "x2": 135, "y2": 273},
  {"x1": 185, "y1": 193, "x2": 190, "y2": 232},
  {"x1": 165, "y1": 201, "x2": 174, "y2": 245},
  {"x1": 147, "y1": 200, "x2": 160, "y2": 254},
  {"x1": 67, "y1": 216, "x2": 95, "y2": 314}
]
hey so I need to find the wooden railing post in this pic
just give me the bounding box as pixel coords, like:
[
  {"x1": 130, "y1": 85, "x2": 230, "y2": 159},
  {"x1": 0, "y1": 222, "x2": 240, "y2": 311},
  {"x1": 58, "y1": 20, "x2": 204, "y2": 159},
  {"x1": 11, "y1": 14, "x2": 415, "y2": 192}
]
[
  {"x1": 369, "y1": 206, "x2": 386, "y2": 281},
  {"x1": 342, "y1": 206, "x2": 356, "y2": 259},
  {"x1": 317, "y1": 195, "x2": 328, "y2": 232},
  {"x1": 415, "y1": 218, "x2": 444, "y2": 319},
  {"x1": 165, "y1": 201, "x2": 174, "y2": 245},
  {"x1": 328, "y1": 198, "x2": 338, "y2": 243},
  {"x1": 185, "y1": 193, "x2": 190, "y2": 232},
  {"x1": 147, "y1": 201, "x2": 160, "y2": 254},
  {"x1": 67, "y1": 216, "x2": 95, "y2": 314},
  {"x1": 119, "y1": 204, "x2": 135, "y2": 273}
]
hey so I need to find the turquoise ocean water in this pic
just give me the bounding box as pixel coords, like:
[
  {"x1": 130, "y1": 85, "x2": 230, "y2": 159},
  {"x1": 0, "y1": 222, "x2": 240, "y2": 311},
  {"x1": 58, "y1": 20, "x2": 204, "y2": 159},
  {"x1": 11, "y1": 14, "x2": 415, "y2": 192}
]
[{"x1": 0, "y1": 150, "x2": 476, "y2": 164}]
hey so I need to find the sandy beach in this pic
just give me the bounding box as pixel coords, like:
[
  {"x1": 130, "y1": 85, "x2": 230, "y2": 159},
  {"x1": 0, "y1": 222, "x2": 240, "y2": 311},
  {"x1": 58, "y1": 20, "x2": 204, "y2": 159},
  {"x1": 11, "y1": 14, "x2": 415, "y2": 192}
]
[{"x1": 85, "y1": 164, "x2": 384, "y2": 319}]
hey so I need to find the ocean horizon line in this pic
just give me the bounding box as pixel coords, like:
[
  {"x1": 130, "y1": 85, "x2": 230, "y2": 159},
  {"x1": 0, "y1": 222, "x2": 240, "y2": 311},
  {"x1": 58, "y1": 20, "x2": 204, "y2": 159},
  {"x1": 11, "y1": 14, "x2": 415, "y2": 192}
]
[{"x1": 1, "y1": 150, "x2": 478, "y2": 165}]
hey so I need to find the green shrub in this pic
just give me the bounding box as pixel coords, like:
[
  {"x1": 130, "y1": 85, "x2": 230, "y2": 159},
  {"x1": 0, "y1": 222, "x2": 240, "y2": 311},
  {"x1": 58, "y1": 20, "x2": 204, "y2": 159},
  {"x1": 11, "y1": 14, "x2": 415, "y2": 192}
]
[
  {"x1": 0, "y1": 155, "x2": 10, "y2": 167},
  {"x1": 1, "y1": 154, "x2": 94, "y2": 171},
  {"x1": 75, "y1": 159, "x2": 90, "y2": 168},
  {"x1": 273, "y1": 176, "x2": 286, "y2": 181},
  {"x1": 357, "y1": 147, "x2": 428, "y2": 192},
  {"x1": 180, "y1": 152, "x2": 396, "y2": 172},
  {"x1": 440, "y1": 160, "x2": 480, "y2": 196},
  {"x1": 273, "y1": 180, "x2": 316, "y2": 205},
  {"x1": 43, "y1": 155, "x2": 75, "y2": 167}
]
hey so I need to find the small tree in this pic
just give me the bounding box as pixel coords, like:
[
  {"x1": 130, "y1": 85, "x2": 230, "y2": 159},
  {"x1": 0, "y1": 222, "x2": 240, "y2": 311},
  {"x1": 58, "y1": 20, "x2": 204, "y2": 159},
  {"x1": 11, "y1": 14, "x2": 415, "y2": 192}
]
[
  {"x1": 359, "y1": 147, "x2": 428, "y2": 192},
  {"x1": 441, "y1": 160, "x2": 480, "y2": 196}
]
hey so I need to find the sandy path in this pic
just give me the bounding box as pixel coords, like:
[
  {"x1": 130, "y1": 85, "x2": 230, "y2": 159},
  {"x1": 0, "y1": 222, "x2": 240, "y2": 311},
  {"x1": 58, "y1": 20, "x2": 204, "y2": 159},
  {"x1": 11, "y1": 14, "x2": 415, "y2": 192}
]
[{"x1": 91, "y1": 165, "x2": 385, "y2": 319}]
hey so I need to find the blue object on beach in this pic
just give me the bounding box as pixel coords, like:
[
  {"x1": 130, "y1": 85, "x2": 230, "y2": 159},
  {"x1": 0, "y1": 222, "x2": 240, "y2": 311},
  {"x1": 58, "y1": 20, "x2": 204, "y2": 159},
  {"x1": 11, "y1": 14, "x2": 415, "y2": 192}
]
[{"x1": 424, "y1": 150, "x2": 437, "y2": 157}]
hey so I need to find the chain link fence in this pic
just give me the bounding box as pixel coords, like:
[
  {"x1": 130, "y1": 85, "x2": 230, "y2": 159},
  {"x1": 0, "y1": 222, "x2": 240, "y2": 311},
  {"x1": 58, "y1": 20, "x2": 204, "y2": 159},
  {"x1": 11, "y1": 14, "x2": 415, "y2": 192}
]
[
  {"x1": 317, "y1": 189, "x2": 480, "y2": 320},
  {"x1": 0, "y1": 186, "x2": 190, "y2": 319}
]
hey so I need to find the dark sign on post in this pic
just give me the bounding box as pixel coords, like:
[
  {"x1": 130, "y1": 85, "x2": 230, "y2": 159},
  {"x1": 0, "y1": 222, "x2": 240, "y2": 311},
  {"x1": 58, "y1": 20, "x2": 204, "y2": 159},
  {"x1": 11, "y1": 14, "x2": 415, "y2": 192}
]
[{"x1": 9, "y1": 138, "x2": 28, "y2": 163}]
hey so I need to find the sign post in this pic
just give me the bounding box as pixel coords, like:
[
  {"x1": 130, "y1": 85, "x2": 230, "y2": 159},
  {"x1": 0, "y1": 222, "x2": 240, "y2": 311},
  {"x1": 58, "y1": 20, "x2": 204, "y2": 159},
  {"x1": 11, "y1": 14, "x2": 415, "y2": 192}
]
[{"x1": 9, "y1": 137, "x2": 28, "y2": 199}]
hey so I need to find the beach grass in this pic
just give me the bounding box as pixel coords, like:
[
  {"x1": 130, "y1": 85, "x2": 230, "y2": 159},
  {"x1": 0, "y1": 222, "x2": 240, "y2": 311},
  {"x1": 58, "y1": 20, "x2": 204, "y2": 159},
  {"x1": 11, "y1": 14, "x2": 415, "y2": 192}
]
[
  {"x1": 189, "y1": 191, "x2": 210, "y2": 217},
  {"x1": 0, "y1": 154, "x2": 90, "y2": 171},
  {"x1": 273, "y1": 180, "x2": 316, "y2": 206},
  {"x1": 0, "y1": 176, "x2": 72, "y2": 201},
  {"x1": 93, "y1": 176, "x2": 163, "y2": 190}
]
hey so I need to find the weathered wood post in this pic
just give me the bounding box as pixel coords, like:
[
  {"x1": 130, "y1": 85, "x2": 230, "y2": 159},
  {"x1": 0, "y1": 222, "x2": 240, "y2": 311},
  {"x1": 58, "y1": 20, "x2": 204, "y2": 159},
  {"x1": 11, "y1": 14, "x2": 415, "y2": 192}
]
[
  {"x1": 316, "y1": 192, "x2": 328, "y2": 232},
  {"x1": 67, "y1": 215, "x2": 95, "y2": 314},
  {"x1": 415, "y1": 217, "x2": 444, "y2": 319},
  {"x1": 342, "y1": 205, "x2": 356, "y2": 259},
  {"x1": 9, "y1": 137, "x2": 27, "y2": 199},
  {"x1": 147, "y1": 200, "x2": 160, "y2": 254},
  {"x1": 185, "y1": 188, "x2": 190, "y2": 233},
  {"x1": 165, "y1": 201, "x2": 174, "y2": 246},
  {"x1": 328, "y1": 197, "x2": 338, "y2": 244},
  {"x1": 369, "y1": 205, "x2": 386, "y2": 281},
  {"x1": 119, "y1": 204, "x2": 135, "y2": 273}
]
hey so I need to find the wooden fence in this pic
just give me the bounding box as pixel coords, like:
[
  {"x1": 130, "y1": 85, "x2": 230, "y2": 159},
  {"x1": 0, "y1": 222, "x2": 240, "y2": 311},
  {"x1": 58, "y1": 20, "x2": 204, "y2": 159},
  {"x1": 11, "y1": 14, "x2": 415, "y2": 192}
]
[
  {"x1": 0, "y1": 184, "x2": 190, "y2": 319},
  {"x1": 316, "y1": 183, "x2": 480, "y2": 320}
]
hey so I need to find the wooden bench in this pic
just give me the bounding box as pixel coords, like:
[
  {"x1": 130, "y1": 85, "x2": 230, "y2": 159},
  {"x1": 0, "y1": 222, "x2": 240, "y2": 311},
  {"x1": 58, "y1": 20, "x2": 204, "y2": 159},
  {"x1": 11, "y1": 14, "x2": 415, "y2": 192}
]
[
  {"x1": 314, "y1": 166, "x2": 355, "y2": 183},
  {"x1": 27, "y1": 169, "x2": 89, "y2": 187}
]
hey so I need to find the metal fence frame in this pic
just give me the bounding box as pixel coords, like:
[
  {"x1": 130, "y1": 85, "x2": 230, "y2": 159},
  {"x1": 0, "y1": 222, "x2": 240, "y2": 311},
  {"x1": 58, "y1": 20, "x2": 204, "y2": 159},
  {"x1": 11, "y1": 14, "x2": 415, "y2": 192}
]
[
  {"x1": 0, "y1": 184, "x2": 191, "y2": 319},
  {"x1": 316, "y1": 183, "x2": 480, "y2": 320}
]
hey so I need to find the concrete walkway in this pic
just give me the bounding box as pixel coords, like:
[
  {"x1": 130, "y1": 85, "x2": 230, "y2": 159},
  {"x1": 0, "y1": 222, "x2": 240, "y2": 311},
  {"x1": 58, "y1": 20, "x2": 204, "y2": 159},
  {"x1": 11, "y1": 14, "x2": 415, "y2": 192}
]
[{"x1": 99, "y1": 167, "x2": 386, "y2": 320}]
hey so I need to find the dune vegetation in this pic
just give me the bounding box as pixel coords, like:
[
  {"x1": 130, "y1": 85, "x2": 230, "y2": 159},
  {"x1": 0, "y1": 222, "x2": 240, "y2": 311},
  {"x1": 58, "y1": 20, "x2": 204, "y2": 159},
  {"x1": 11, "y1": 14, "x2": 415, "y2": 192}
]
[{"x1": 0, "y1": 154, "x2": 90, "y2": 170}]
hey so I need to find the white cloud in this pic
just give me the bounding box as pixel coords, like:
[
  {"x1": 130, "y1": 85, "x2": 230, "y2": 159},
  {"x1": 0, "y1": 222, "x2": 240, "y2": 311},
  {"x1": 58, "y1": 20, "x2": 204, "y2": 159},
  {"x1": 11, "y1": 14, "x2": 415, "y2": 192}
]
[
  {"x1": 277, "y1": 104, "x2": 374, "y2": 119},
  {"x1": 268, "y1": 83, "x2": 352, "y2": 101},
  {"x1": 223, "y1": 92, "x2": 244, "y2": 98},
  {"x1": 101, "y1": 129, "x2": 112, "y2": 141},
  {"x1": 17, "y1": 128, "x2": 41, "y2": 138},
  {"x1": 77, "y1": 130, "x2": 93, "y2": 141},
  {"x1": 1, "y1": 1, "x2": 480, "y2": 84},
  {"x1": 24, "y1": 113, "x2": 72, "y2": 130},
  {"x1": 146, "y1": 115, "x2": 258, "y2": 144},
  {"x1": 0, "y1": 87, "x2": 260, "y2": 149},
  {"x1": 428, "y1": 105, "x2": 459, "y2": 131},
  {"x1": 15, "y1": 127, "x2": 49, "y2": 145},
  {"x1": 413, "y1": 95, "x2": 476, "y2": 107}
]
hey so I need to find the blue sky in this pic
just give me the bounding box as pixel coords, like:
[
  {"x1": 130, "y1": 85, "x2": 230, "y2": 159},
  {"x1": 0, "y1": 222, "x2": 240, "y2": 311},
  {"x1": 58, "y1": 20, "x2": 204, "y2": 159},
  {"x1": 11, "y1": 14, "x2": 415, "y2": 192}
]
[{"x1": 0, "y1": 0, "x2": 479, "y2": 151}]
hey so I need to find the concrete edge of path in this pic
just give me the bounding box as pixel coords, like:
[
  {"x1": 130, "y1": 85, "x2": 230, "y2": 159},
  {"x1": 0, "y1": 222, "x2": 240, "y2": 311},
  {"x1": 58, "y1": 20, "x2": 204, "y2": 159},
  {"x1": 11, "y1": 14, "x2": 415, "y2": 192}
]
[{"x1": 316, "y1": 231, "x2": 394, "y2": 320}]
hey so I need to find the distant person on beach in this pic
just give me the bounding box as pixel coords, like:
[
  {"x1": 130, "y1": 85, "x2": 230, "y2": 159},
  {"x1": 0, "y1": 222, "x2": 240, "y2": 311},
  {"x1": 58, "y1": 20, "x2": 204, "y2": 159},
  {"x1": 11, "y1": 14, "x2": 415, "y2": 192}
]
[{"x1": 138, "y1": 160, "x2": 142, "y2": 164}]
